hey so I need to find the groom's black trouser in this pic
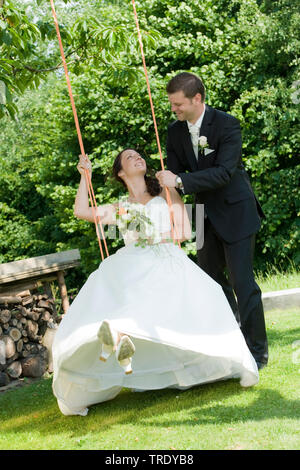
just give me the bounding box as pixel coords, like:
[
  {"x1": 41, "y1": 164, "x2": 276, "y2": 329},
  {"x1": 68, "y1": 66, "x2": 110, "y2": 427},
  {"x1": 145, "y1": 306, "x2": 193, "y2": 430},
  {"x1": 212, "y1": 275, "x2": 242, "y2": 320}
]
[{"x1": 197, "y1": 217, "x2": 268, "y2": 365}]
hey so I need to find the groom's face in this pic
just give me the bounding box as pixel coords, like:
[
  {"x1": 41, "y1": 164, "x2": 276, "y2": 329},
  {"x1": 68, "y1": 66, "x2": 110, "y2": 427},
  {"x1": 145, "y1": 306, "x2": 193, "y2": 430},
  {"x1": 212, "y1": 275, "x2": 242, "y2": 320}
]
[{"x1": 168, "y1": 90, "x2": 203, "y2": 122}]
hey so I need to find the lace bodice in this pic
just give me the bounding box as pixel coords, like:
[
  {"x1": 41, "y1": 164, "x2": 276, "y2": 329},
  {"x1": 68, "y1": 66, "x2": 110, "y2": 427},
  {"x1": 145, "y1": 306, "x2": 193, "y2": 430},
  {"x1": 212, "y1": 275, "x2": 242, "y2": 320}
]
[{"x1": 118, "y1": 196, "x2": 172, "y2": 246}]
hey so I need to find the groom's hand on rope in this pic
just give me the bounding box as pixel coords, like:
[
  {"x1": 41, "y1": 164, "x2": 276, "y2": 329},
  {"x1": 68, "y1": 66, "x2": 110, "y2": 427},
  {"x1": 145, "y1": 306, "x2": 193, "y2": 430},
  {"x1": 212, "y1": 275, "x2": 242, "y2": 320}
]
[
  {"x1": 77, "y1": 154, "x2": 92, "y2": 177},
  {"x1": 155, "y1": 170, "x2": 177, "y2": 188}
]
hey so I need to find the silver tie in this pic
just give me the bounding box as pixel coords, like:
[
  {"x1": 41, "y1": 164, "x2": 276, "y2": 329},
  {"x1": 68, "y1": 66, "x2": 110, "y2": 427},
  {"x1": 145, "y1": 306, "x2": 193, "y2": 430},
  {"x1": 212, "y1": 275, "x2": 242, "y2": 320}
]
[
  {"x1": 189, "y1": 125, "x2": 199, "y2": 159},
  {"x1": 189, "y1": 125, "x2": 204, "y2": 249}
]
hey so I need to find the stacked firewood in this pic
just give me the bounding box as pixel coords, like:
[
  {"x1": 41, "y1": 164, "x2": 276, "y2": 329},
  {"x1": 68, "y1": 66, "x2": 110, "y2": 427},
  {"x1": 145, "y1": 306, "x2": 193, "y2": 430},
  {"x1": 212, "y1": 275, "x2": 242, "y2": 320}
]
[{"x1": 0, "y1": 291, "x2": 60, "y2": 387}]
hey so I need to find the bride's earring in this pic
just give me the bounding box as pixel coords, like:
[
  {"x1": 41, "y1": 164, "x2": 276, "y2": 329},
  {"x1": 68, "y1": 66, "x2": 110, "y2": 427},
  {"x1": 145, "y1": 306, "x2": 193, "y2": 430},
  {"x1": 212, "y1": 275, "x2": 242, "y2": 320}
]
[
  {"x1": 116, "y1": 336, "x2": 135, "y2": 375},
  {"x1": 97, "y1": 320, "x2": 119, "y2": 362}
]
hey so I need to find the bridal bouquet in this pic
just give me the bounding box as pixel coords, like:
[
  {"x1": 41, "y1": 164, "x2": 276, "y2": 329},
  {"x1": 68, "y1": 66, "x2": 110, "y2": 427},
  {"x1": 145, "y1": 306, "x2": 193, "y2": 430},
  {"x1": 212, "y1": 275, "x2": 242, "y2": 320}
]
[{"x1": 116, "y1": 198, "x2": 162, "y2": 248}]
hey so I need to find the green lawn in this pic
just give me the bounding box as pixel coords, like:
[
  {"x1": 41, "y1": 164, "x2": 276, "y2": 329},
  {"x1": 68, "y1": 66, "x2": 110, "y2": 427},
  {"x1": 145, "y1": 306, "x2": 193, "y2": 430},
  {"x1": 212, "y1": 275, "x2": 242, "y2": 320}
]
[
  {"x1": 256, "y1": 264, "x2": 299, "y2": 293},
  {"x1": 0, "y1": 308, "x2": 299, "y2": 450}
]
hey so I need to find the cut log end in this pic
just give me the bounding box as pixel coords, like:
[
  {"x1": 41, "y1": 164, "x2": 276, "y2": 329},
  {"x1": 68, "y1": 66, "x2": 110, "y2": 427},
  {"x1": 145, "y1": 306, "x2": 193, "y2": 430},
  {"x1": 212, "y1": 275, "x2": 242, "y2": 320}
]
[
  {"x1": 0, "y1": 309, "x2": 11, "y2": 324},
  {"x1": 0, "y1": 285, "x2": 59, "y2": 384},
  {"x1": 6, "y1": 360, "x2": 22, "y2": 379},
  {"x1": 9, "y1": 327, "x2": 22, "y2": 342},
  {"x1": 21, "y1": 353, "x2": 48, "y2": 378},
  {"x1": 0, "y1": 335, "x2": 16, "y2": 359}
]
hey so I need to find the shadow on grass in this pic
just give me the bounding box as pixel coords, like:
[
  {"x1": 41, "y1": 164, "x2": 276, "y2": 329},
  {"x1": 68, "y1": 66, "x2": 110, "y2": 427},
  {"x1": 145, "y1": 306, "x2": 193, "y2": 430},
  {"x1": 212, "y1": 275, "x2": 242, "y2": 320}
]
[
  {"x1": 1, "y1": 376, "x2": 299, "y2": 440},
  {"x1": 267, "y1": 327, "x2": 300, "y2": 348}
]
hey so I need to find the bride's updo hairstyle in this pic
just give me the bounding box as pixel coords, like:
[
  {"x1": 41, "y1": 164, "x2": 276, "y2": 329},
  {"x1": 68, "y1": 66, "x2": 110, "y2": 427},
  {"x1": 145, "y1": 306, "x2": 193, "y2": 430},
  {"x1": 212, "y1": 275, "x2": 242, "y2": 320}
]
[{"x1": 112, "y1": 148, "x2": 162, "y2": 197}]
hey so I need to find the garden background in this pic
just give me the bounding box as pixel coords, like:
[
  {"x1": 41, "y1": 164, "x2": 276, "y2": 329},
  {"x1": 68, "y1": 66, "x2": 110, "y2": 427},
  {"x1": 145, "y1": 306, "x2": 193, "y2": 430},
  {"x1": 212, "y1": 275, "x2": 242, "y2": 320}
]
[
  {"x1": 0, "y1": 0, "x2": 299, "y2": 291},
  {"x1": 0, "y1": 0, "x2": 299, "y2": 452}
]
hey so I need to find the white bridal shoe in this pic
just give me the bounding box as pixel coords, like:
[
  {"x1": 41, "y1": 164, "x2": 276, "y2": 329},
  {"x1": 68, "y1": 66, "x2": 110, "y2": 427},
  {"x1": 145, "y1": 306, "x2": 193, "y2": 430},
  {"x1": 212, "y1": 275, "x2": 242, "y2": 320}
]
[
  {"x1": 116, "y1": 335, "x2": 136, "y2": 375},
  {"x1": 97, "y1": 320, "x2": 119, "y2": 361}
]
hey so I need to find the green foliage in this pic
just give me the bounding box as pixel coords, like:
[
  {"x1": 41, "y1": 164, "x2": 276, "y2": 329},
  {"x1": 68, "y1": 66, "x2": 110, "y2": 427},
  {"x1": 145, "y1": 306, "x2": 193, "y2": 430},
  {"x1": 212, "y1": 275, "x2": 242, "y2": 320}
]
[
  {"x1": 0, "y1": 0, "x2": 71, "y2": 118},
  {"x1": 0, "y1": 0, "x2": 160, "y2": 118},
  {"x1": 0, "y1": 0, "x2": 299, "y2": 288}
]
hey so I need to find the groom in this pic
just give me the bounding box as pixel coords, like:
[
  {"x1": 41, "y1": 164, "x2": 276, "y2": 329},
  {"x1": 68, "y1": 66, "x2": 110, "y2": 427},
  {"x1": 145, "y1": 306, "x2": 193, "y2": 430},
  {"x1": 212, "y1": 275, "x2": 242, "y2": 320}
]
[{"x1": 156, "y1": 72, "x2": 268, "y2": 369}]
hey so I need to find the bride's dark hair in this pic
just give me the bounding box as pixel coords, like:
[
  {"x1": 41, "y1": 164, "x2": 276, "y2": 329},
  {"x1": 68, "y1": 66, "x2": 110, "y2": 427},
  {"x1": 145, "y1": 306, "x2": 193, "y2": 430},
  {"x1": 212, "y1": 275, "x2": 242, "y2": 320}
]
[{"x1": 112, "y1": 148, "x2": 162, "y2": 197}]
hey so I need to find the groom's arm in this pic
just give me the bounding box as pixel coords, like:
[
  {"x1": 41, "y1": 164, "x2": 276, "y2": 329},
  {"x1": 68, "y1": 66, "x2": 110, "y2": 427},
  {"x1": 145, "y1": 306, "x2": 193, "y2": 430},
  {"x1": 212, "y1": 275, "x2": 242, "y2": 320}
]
[{"x1": 178, "y1": 117, "x2": 242, "y2": 194}]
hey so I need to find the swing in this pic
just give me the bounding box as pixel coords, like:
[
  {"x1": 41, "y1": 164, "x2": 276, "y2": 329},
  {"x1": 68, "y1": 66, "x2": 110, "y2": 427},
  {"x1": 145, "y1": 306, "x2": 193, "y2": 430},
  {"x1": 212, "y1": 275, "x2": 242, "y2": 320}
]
[{"x1": 49, "y1": 0, "x2": 180, "y2": 261}]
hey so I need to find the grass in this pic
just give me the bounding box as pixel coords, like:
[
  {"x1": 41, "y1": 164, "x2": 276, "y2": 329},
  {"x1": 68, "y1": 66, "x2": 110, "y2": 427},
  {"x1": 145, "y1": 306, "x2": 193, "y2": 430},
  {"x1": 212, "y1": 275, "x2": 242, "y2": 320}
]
[
  {"x1": 0, "y1": 308, "x2": 299, "y2": 450},
  {"x1": 255, "y1": 263, "x2": 299, "y2": 293}
]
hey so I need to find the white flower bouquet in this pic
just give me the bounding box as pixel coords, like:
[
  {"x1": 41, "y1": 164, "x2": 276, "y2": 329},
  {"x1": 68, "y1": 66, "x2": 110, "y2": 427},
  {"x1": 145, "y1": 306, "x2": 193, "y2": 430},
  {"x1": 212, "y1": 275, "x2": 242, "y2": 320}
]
[{"x1": 116, "y1": 198, "x2": 162, "y2": 248}]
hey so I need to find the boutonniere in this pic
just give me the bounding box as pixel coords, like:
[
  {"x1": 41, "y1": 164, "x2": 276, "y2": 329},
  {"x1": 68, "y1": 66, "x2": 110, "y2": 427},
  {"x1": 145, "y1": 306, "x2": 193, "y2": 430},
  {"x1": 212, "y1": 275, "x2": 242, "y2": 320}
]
[
  {"x1": 198, "y1": 135, "x2": 209, "y2": 150},
  {"x1": 198, "y1": 136, "x2": 214, "y2": 156}
]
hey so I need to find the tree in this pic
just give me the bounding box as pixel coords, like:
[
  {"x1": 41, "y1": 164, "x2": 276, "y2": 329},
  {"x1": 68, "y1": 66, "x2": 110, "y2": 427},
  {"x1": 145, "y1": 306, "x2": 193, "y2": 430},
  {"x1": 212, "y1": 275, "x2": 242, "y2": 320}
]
[
  {"x1": 0, "y1": 0, "x2": 298, "y2": 288},
  {"x1": 0, "y1": 0, "x2": 160, "y2": 118},
  {"x1": 0, "y1": 0, "x2": 69, "y2": 117}
]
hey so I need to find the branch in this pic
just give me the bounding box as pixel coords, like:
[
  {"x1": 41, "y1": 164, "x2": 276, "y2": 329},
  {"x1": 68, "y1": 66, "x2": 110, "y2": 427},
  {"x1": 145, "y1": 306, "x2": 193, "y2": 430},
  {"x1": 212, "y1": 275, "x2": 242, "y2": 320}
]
[
  {"x1": 23, "y1": 63, "x2": 73, "y2": 73},
  {"x1": 13, "y1": 42, "x2": 91, "y2": 75}
]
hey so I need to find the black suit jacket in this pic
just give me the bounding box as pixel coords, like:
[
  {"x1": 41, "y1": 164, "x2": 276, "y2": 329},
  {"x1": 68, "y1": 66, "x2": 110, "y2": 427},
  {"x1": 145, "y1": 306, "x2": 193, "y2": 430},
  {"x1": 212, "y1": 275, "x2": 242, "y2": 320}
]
[{"x1": 166, "y1": 105, "x2": 265, "y2": 243}]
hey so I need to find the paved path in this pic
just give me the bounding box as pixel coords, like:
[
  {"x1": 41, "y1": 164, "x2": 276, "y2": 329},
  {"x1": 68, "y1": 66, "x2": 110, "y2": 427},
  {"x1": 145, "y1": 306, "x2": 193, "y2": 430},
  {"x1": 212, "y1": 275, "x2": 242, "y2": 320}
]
[{"x1": 262, "y1": 288, "x2": 300, "y2": 311}]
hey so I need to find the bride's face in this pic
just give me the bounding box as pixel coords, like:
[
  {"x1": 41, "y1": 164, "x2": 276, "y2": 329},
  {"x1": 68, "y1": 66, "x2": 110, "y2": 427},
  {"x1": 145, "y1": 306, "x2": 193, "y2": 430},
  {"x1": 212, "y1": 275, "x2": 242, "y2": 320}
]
[{"x1": 118, "y1": 149, "x2": 147, "y2": 179}]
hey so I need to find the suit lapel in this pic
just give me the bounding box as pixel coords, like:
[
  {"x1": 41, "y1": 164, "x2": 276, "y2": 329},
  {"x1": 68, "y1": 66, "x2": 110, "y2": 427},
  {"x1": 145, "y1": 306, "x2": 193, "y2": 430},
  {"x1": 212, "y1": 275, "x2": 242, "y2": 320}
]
[
  {"x1": 180, "y1": 105, "x2": 216, "y2": 171},
  {"x1": 199, "y1": 105, "x2": 214, "y2": 141},
  {"x1": 198, "y1": 105, "x2": 215, "y2": 167}
]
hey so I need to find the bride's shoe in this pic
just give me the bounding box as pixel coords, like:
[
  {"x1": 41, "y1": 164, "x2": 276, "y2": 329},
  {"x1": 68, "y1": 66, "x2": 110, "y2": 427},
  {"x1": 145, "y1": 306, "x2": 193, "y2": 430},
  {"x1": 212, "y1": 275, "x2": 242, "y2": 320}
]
[
  {"x1": 97, "y1": 320, "x2": 119, "y2": 362},
  {"x1": 116, "y1": 335, "x2": 135, "y2": 375}
]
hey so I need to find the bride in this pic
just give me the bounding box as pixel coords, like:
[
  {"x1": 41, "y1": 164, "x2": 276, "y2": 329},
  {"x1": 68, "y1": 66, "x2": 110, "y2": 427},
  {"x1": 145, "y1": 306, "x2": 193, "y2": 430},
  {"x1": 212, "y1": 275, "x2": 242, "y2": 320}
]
[{"x1": 52, "y1": 148, "x2": 259, "y2": 416}]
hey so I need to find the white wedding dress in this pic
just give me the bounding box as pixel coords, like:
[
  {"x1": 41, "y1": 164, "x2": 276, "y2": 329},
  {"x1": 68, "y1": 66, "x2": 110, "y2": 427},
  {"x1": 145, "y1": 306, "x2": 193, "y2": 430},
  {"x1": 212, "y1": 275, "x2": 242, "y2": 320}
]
[{"x1": 52, "y1": 196, "x2": 259, "y2": 416}]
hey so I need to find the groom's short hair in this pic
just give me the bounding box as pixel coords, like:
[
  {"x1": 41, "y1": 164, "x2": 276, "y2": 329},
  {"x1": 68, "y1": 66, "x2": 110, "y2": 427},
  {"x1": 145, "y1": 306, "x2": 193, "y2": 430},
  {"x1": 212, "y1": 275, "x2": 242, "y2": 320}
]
[{"x1": 166, "y1": 72, "x2": 206, "y2": 102}]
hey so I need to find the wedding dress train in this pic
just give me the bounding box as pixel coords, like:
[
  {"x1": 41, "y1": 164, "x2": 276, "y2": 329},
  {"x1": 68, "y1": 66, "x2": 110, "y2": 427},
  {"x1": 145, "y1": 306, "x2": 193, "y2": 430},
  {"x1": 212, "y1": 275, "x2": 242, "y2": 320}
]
[{"x1": 52, "y1": 196, "x2": 258, "y2": 416}]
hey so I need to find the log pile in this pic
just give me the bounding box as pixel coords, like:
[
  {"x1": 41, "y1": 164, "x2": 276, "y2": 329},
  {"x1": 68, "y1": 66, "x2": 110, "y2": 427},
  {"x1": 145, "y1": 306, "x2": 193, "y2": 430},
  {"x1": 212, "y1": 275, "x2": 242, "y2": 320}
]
[{"x1": 0, "y1": 290, "x2": 60, "y2": 387}]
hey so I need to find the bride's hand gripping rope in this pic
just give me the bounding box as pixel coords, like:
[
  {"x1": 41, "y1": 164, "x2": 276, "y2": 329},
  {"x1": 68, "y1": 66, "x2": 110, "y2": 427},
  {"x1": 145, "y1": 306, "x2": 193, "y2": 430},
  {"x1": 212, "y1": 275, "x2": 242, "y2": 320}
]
[{"x1": 77, "y1": 154, "x2": 92, "y2": 177}]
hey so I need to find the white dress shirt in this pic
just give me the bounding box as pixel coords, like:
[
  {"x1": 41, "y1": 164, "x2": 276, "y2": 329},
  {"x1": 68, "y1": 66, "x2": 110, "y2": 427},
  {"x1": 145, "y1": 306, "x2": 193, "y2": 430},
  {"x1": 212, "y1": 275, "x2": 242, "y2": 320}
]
[
  {"x1": 187, "y1": 104, "x2": 206, "y2": 159},
  {"x1": 187, "y1": 105, "x2": 206, "y2": 250}
]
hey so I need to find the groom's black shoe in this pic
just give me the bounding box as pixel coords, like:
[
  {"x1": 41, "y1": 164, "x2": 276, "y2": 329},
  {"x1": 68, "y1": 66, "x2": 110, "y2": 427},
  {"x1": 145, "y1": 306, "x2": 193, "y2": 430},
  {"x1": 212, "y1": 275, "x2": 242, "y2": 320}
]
[{"x1": 256, "y1": 361, "x2": 267, "y2": 370}]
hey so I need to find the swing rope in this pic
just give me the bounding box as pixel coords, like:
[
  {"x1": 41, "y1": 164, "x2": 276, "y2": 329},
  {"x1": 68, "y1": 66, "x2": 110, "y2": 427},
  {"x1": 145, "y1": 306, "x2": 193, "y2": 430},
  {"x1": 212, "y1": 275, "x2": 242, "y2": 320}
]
[
  {"x1": 49, "y1": 0, "x2": 180, "y2": 257},
  {"x1": 49, "y1": 0, "x2": 109, "y2": 261},
  {"x1": 131, "y1": 0, "x2": 181, "y2": 248}
]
